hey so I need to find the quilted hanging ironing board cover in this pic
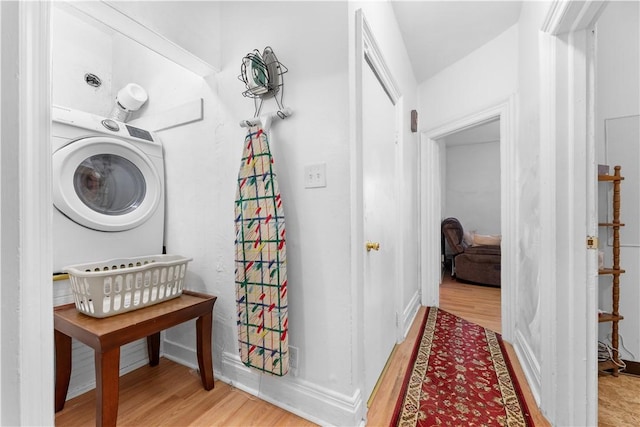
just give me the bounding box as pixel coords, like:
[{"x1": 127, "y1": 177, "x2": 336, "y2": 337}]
[{"x1": 234, "y1": 126, "x2": 288, "y2": 376}]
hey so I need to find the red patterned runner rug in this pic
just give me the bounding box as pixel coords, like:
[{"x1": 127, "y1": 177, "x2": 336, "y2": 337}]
[{"x1": 391, "y1": 308, "x2": 533, "y2": 427}]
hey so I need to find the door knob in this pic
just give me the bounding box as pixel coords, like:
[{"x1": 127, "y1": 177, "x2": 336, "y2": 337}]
[{"x1": 366, "y1": 241, "x2": 380, "y2": 252}]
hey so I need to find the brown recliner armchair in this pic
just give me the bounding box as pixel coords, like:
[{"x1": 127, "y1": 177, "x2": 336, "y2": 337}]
[{"x1": 441, "y1": 217, "x2": 501, "y2": 287}]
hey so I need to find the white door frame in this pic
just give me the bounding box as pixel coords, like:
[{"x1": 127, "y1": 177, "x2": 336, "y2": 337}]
[
  {"x1": 539, "y1": 1, "x2": 605, "y2": 425},
  {"x1": 420, "y1": 97, "x2": 517, "y2": 342},
  {"x1": 1, "y1": 1, "x2": 53, "y2": 425},
  {"x1": 351, "y1": 8, "x2": 402, "y2": 412}
]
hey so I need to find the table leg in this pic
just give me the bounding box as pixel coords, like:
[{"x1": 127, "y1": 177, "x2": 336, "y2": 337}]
[
  {"x1": 196, "y1": 312, "x2": 214, "y2": 390},
  {"x1": 54, "y1": 330, "x2": 72, "y2": 412},
  {"x1": 95, "y1": 347, "x2": 120, "y2": 427},
  {"x1": 146, "y1": 332, "x2": 161, "y2": 366}
]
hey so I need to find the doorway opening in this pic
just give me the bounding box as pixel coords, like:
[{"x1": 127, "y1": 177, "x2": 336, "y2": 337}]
[
  {"x1": 438, "y1": 118, "x2": 502, "y2": 332},
  {"x1": 420, "y1": 97, "x2": 516, "y2": 342}
]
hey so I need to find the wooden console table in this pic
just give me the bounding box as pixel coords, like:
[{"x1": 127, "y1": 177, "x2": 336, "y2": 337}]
[{"x1": 54, "y1": 290, "x2": 217, "y2": 427}]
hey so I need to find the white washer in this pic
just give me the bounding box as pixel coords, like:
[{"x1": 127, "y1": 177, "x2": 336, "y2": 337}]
[{"x1": 52, "y1": 106, "x2": 165, "y2": 273}]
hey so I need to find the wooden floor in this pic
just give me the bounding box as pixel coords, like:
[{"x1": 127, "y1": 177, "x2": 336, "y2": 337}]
[
  {"x1": 55, "y1": 272, "x2": 640, "y2": 426},
  {"x1": 55, "y1": 359, "x2": 317, "y2": 426},
  {"x1": 366, "y1": 272, "x2": 550, "y2": 426},
  {"x1": 599, "y1": 371, "x2": 640, "y2": 426},
  {"x1": 433, "y1": 274, "x2": 640, "y2": 427}
]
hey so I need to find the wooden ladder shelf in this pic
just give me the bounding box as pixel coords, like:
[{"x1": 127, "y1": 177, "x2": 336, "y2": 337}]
[{"x1": 598, "y1": 165, "x2": 624, "y2": 376}]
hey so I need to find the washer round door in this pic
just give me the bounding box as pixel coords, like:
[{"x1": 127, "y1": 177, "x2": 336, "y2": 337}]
[{"x1": 52, "y1": 136, "x2": 162, "y2": 232}]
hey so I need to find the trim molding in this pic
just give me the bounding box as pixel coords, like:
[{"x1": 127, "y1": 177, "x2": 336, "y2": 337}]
[
  {"x1": 401, "y1": 290, "x2": 421, "y2": 339},
  {"x1": 539, "y1": 2, "x2": 607, "y2": 425},
  {"x1": 361, "y1": 16, "x2": 401, "y2": 103},
  {"x1": 419, "y1": 132, "x2": 441, "y2": 307},
  {"x1": 513, "y1": 330, "x2": 541, "y2": 405},
  {"x1": 16, "y1": 2, "x2": 54, "y2": 425},
  {"x1": 542, "y1": 0, "x2": 606, "y2": 35},
  {"x1": 538, "y1": 28, "x2": 560, "y2": 425},
  {"x1": 541, "y1": 0, "x2": 571, "y2": 34},
  {"x1": 350, "y1": 11, "x2": 366, "y2": 424},
  {"x1": 620, "y1": 360, "x2": 640, "y2": 377}
]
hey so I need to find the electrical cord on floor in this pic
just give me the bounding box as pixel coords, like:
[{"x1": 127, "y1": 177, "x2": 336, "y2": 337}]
[
  {"x1": 607, "y1": 332, "x2": 637, "y2": 361},
  {"x1": 598, "y1": 341, "x2": 627, "y2": 370}
]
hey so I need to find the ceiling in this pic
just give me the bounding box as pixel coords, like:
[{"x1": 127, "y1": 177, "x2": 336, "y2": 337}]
[{"x1": 391, "y1": 1, "x2": 523, "y2": 84}]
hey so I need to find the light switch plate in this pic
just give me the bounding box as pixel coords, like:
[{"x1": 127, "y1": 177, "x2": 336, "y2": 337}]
[{"x1": 304, "y1": 163, "x2": 326, "y2": 188}]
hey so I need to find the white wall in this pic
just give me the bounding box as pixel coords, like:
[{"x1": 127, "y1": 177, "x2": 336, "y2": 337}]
[
  {"x1": 21, "y1": 1, "x2": 631, "y2": 425},
  {"x1": 513, "y1": 0, "x2": 547, "y2": 384},
  {"x1": 417, "y1": 8, "x2": 543, "y2": 409},
  {"x1": 220, "y1": 0, "x2": 353, "y2": 401},
  {"x1": 158, "y1": 2, "x2": 362, "y2": 425},
  {"x1": 48, "y1": 1, "x2": 418, "y2": 424},
  {"x1": 52, "y1": 4, "x2": 114, "y2": 114},
  {"x1": 48, "y1": 1, "x2": 361, "y2": 424},
  {"x1": 161, "y1": 1, "x2": 419, "y2": 424},
  {"x1": 444, "y1": 141, "x2": 501, "y2": 234},
  {"x1": 105, "y1": 1, "x2": 221, "y2": 70},
  {"x1": 423, "y1": 8, "x2": 570, "y2": 421},
  {"x1": 417, "y1": 23, "x2": 518, "y2": 302},
  {"x1": 1, "y1": 3, "x2": 23, "y2": 424},
  {"x1": 418, "y1": 24, "x2": 518, "y2": 128},
  {"x1": 51, "y1": 4, "x2": 219, "y2": 400},
  {"x1": 595, "y1": 0, "x2": 640, "y2": 362}
]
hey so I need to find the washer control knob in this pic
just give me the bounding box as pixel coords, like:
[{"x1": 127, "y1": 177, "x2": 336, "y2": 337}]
[{"x1": 101, "y1": 119, "x2": 120, "y2": 132}]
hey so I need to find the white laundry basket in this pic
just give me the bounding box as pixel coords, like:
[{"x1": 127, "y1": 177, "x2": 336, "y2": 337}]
[{"x1": 64, "y1": 255, "x2": 192, "y2": 318}]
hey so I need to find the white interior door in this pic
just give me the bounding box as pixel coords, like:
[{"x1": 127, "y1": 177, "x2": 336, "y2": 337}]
[{"x1": 362, "y1": 59, "x2": 397, "y2": 400}]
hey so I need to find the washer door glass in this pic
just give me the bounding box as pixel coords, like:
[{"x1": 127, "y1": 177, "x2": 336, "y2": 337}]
[
  {"x1": 53, "y1": 136, "x2": 162, "y2": 232},
  {"x1": 74, "y1": 154, "x2": 146, "y2": 215}
]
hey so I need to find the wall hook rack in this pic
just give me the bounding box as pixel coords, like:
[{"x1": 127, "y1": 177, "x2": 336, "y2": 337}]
[{"x1": 239, "y1": 107, "x2": 293, "y2": 130}]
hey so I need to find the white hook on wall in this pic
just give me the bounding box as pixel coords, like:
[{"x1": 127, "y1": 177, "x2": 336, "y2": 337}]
[{"x1": 239, "y1": 107, "x2": 293, "y2": 131}]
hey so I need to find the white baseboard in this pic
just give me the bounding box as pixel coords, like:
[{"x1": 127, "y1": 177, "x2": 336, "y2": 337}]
[
  {"x1": 163, "y1": 339, "x2": 364, "y2": 426},
  {"x1": 513, "y1": 329, "x2": 541, "y2": 405},
  {"x1": 162, "y1": 337, "x2": 198, "y2": 367},
  {"x1": 401, "y1": 290, "x2": 421, "y2": 340}
]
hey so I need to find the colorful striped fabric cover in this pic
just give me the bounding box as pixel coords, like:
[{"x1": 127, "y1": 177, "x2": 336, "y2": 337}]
[{"x1": 234, "y1": 126, "x2": 289, "y2": 376}]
